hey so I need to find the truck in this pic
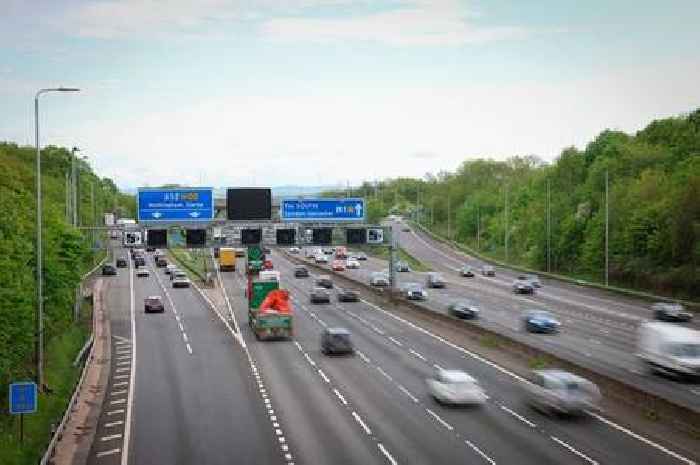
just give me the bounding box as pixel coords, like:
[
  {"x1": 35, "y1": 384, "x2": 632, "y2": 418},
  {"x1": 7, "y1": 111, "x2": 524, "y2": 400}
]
[
  {"x1": 218, "y1": 247, "x2": 236, "y2": 272},
  {"x1": 247, "y1": 270, "x2": 293, "y2": 340},
  {"x1": 637, "y1": 322, "x2": 700, "y2": 378}
]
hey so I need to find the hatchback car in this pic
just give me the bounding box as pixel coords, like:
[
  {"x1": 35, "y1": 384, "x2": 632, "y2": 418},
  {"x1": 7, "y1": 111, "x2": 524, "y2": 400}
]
[
  {"x1": 346, "y1": 258, "x2": 360, "y2": 269},
  {"x1": 294, "y1": 266, "x2": 309, "y2": 278},
  {"x1": 321, "y1": 328, "x2": 354, "y2": 355},
  {"x1": 331, "y1": 260, "x2": 346, "y2": 272},
  {"x1": 448, "y1": 301, "x2": 480, "y2": 320},
  {"x1": 459, "y1": 265, "x2": 475, "y2": 277},
  {"x1": 426, "y1": 272, "x2": 446, "y2": 288},
  {"x1": 523, "y1": 310, "x2": 560, "y2": 333},
  {"x1": 116, "y1": 258, "x2": 127, "y2": 268},
  {"x1": 480, "y1": 265, "x2": 495, "y2": 276},
  {"x1": 172, "y1": 276, "x2": 190, "y2": 288},
  {"x1": 524, "y1": 370, "x2": 601, "y2": 416},
  {"x1": 315, "y1": 275, "x2": 333, "y2": 289},
  {"x1": 337, "y1": 288, "x2": 359, "y2": 302},
  {"x1": 402, "y1": 283, "x2": 427, "y2": 300},
  {"x1": 394, "y1": 261, "x2": 411, "y2": 272},
  {"x1": 513, "y1": 279, "x2": 535, "y2": 294},
  {"x1": 102, "y1": 264, "x2": 117, "y2": 276},
  {"x1": 370, "y1": 272, "x2": 390, "y2": 287},
  {"x1": 144, "y1": 295, "x2": 164, "y2": 313},
  {"x1": 136, "y1": 268, "x2": 150, "y2": 278},
  {"x1": 310, "y1": 287, "x2": 331, "y2": 304},
  {"x1": 652, "y1": 303, "x2": 692, "y2": 322},
  {"x1": 426, "y1": 369, "x2": 487, "y2": 405}
]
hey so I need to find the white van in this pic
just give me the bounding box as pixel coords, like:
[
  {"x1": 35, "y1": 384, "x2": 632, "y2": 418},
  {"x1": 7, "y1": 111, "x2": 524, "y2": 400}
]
[{"x1": 637, "y1": 322, "x2": 700, "y2": 378}]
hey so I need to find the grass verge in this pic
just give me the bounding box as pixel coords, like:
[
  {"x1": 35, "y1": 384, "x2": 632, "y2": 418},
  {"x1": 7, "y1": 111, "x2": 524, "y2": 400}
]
[
  {"x1": 169, "y1": 248, "x2": 214, "y2": 283},
  {"x1": 0, "y1": 303, "x2": 91, "y2": 465}
]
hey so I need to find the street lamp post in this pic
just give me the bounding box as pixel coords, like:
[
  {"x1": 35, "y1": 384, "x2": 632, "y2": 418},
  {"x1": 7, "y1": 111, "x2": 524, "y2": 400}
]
[
  {"x1": 35, "y1": 87, "x2": 80, "y2": 390},
  {"x1": 71, "y1": 146, "x2": 80, "y2": 227}
]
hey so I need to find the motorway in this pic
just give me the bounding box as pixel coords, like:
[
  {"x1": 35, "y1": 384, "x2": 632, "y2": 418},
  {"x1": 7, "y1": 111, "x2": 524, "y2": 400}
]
[
  {"x1": 82, "y1": 241, "x2": 698, "y2": 464},
  {"x1": 296, "y1": 219, "x2": 700, "y2": 414}
]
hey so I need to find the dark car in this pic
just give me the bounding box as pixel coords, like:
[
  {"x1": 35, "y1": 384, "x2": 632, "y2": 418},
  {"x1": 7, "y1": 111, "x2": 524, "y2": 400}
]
[
  {"x1": 426, "y1": 272, "x2": 446, "y2": 289},
  {"x1": 321, "y1": 328, "x2": 354, "y2": 355},
  {"x1": 315, "y1": 275, "x2": 333, "y2": 289},
  {"x1": 513, "y1": 279, "x2": 535, "y2": 294},
  {"x1": 134, "y1": 256, "x2": 146, "y2": 268},
  {"x1": 355, "y1": 252, "x2": 368, "y2": 261},
  {"x1": 401, "y1": 226, "x2": 411, "y2": 232},
  {"x1": 459, "y1": 265, "x2": 475, "y2": 277},
  {"x1": 155, "y1": 257, "x2": 168, "y2": 268},
  {"x1": 652, "y1": 303, "x2": 692, "y2": 322},
  {"x1": 294, "y1": 266, "x2": 309, "y2": 278},
  {"x1": 310, "y1": 287, "x2": 331, "y2": 304},
  {"x1": 523, "y1": 310, "x2": 560, "y2": 333},
  {"x1": 401, "y1": 283, "x2": 427, "y2": 300},
  {"x1": 213, "y1": 247, "x2": 220, "y2": 258},
  {"x1": 144, "y1": 295, "x2": 164, "y2": 313},
  {"x1": 448, "y1": 301, "x2": 480, "y2": 319},
  {"x1": 146, "y1": 246, "x2": 156, "y2": 252},
  {"x1": 102, "y1": 264, "x2": 117, "y2": 276},
  {"x1": 322, "y1": 247, "x2": 334, "y2": 255},
  {"x1": 116, "y1": 258, "x2": 127, "y2": 268},
  {"x1": 337, "y1": 288, "x2": 359, "y2": 302}
]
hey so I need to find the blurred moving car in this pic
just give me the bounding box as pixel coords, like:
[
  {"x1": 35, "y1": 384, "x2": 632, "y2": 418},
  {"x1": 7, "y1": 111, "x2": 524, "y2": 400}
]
[
  {"x1": 523, "y1": 310, "x2": 560, "y2": 333},
  {"x1": 331, "y1": 260, "x2": 346, "y2": 271},
  {"x1": 370, "y1": 272, "x2": 390, "y2": 287},
  {"x1": 525, "y1": 274, "x2": 542, "y2": 288},
  {"x1": 401, "y1": 226, "x2": 411, "y2": 232},
  {"x1": 459, "y1": 265, "x2": 475, "y2": 277},
  {"x1": 116, "y1": 258, "x2": 127, "y2": 268},
  {"x1": 637, "y1": 322, "x2": 700, "y2": 378},
  {"x1": 480, "y1": 265, "x2": 495, "y2": 276},
  {"x1": 144, "y1": 295, "x2": 164, "y2": 313},
  {"x1": 448, "y1": 301, "x2": 480, "y2": 320},
  {"x1": 652, "y1": 303, "x2": 693, "y2": 322},
  {"x1": 102, "y1": 264, "x2": 117, "y2": 276},
  {"x1": 321, "y1": 328, "x2": 354, "y2": 355},
  {"x1": 315, "y1": 275, "x2": 333, "y2": 289},
  {"x1": 165, "y1": 264, "x2": 178, "y2": 275},
  {"x1": 170, "y1": 270, "x2": 187, "y2": 281},
  {"x1": 314, "y1": 254, "x2": 329, "y2": 264},
  {"x1": 524, "y1": 370, "x2": 601, "y2": 416},
  {"x1": 322, "y1": 247, "x2": 334, "y2": 255},
  {"x1": 426, "y1": 369, "x2": 487, "y2": 405},
  {"x1": 426, "y1": 272, "x2": 446, "y2": 288},
  {"x1": 354, "y1": 252, "x2": 367, "y2": 261},
  {"x1": 513, "y1": 279, "x2": 535, "y2": 294},
  {"x1": 402, "y1": 283, "x2": 427, "y2": 300},
  {"x1": 337, "y1": 288, "x2": 359, "y2": 302},
  {"x1": 310, "y1": 287, "x2": 331, "y2": 304},
  {"x1": 134, "y1": 256, "x2": 145, "y2": 267},
  {"x1": 394, "y1": 261, "x2": 411, "y2": 272},
  {"x1": 155, "y1": 257, "x2": 168, "y2": 268},
  {"x1": 172, "y1": 275, "x2": 190, "y2": 288},
  {"x1": 146, "y1": 246, "x2": 156, "y2": 252},
  {"x1": 346, "y1": 258, "x2": 360, "y2": 269},
  {"x1": 136, "y1": 268, "x2": 150, "y2": 278},
  {"x1": 294, "y1": 265, "x2": 309, "y2": 278},
  {"x1": 288, "y1": 247, "x2": 301, "y2": 254}
]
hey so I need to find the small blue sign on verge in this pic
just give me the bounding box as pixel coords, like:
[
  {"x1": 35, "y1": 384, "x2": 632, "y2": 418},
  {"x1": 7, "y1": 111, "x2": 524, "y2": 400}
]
[{"x1": 9, "y1": 382, "x2": 38, "y2": 415}]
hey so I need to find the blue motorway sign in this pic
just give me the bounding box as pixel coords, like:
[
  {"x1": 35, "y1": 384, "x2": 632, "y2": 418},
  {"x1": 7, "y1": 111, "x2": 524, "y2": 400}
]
[
  {"x1": 9, "y1": 382, "x2": 37, "y2": 415},
  {"x1": 281, "y1": 198, "x2": 365, "y2": 222},
  {"x1": 138, "y1": 188, "x2": 213, "y2": 222}
]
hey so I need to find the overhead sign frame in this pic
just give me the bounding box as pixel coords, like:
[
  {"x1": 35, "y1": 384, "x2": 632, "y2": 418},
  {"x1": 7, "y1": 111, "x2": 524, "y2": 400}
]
[
  {"x1": 280, "y1": 198, "x2": 365, "y2": 222},
  {"x1": 137, "y1": 187, "x2": 214, "y2": 222}
]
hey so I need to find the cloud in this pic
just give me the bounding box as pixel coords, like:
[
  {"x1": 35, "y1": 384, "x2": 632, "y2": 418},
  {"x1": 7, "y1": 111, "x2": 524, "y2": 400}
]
[{"x1": 261, "y1": 0, "x2": 531, "y2": 46}]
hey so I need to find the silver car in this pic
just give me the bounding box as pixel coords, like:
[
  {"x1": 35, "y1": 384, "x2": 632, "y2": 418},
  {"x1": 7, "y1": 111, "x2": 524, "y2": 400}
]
[
  {"x1": 524, "y1": 370, "x2": 601, "y2": 416},
  {"x1": 426, "y1": 369, "x2": 487, "y2": 405},
  {"x1": 370, "y1": 272, "x2": 390, "y2": 287}
]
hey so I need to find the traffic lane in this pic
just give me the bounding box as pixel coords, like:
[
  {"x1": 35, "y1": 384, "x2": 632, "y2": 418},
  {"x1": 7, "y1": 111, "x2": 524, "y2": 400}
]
[
  {"x1": 280, "y1": 260, "x2": 696, "y2": 464},
  {"x1": 277, "y1": 255, "x2": 699, "y2": 465},
  {"x1": 282, "y1": 278, "x2": 579, "y2": 465},
  {"x1": 132, "y1": 261, "x2": 282, "y2": 465},
  {"x1": 221, "y1": 271, "x2": 384, "y2": 465}
]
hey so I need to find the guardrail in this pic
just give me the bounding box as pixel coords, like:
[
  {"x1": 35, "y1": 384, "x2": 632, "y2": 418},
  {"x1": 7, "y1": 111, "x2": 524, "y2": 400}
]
[
  {"x1": 408, "y1": 221, "x2": 700, "y2": 312},
  {"x1": 283, "y1": 251, "x2": 700, "y2": 438}
]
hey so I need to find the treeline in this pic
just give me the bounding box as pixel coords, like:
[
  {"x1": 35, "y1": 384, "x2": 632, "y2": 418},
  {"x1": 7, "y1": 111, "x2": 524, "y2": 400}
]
[
  {"x1": 0, "y1": 142, "x2": 134, "y2": 407},
  {"x1": 327, "y1": 109, "x2": 700, "y2": 299}
]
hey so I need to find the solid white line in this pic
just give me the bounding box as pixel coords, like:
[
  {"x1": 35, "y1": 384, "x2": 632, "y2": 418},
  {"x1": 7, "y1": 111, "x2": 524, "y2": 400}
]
[
  {"x1": 425, "y1": 408, "x2": 454, "y2": 431},
  {"x1": 333, "y1": 388, "x2": 348, "y2": 405},
  {"x1": 105, "y1": 420, "x2": 124, "y2": 428},
  {"x1": 186, "y1": 343, "x2": 193, "y2": 354},
  {"x1": 464, "y1": 439, "x2": 496, "y2": 465},
  {"x1": 96, "y1": 448, "x2": 121, "y2": 458},
  {"x1": 587, "y1": 411, "x2": 697, "y2": 465},
  {"x1": 378, "y1": 443, "x2": 398, "y2": 465},
  {"x1": 121, "y1": 258, "x2": 136, "y2": 465},
  {"x1": 100, "y1": 433, "x2": 122, "y2": 441},
  {"x1": 212, "y1": 249, "x2": 243, "y2": 340},
  {"x1": 499, "y1": 405, "x2": 537, "y2": 428},
  {"x1": 550, "y1": 436, "x2": 598, "y2": 464},
  {"x1": 318, "y1": 369, "x2": 330, "y2": 383},
  {"x1": 397, "y1": 385, "x2": 419, "y2": 403},
  {"x1": 352, "y1": 411, "x2": 372, "y2": 435}
]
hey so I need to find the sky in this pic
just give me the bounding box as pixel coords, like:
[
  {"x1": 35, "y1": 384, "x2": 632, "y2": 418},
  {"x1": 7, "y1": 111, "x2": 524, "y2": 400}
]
[{"x1": 1, "y1": 0, "x2": 699, "y2": 190}]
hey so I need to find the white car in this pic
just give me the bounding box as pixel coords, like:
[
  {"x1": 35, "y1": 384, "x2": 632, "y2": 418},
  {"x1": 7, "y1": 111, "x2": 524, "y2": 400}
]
[
  {"x1": 288, "y1": 247, "x2": 301, "y2": 254},
  {"x1": 314, "y1": 254, "x2": 328, "y2": 264},
  {"x1": 369, "y1": 272, "x2": 390, "y2": 287},
  {"x1": 427, "y1": 370, "x2": 487, "y2": 405},
  {"x1": 136, "y1": 268, "x2": 150, "y2": 278},
  {"x1": 346, "y1": 258, "x2": 360, "y2": 269}
]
